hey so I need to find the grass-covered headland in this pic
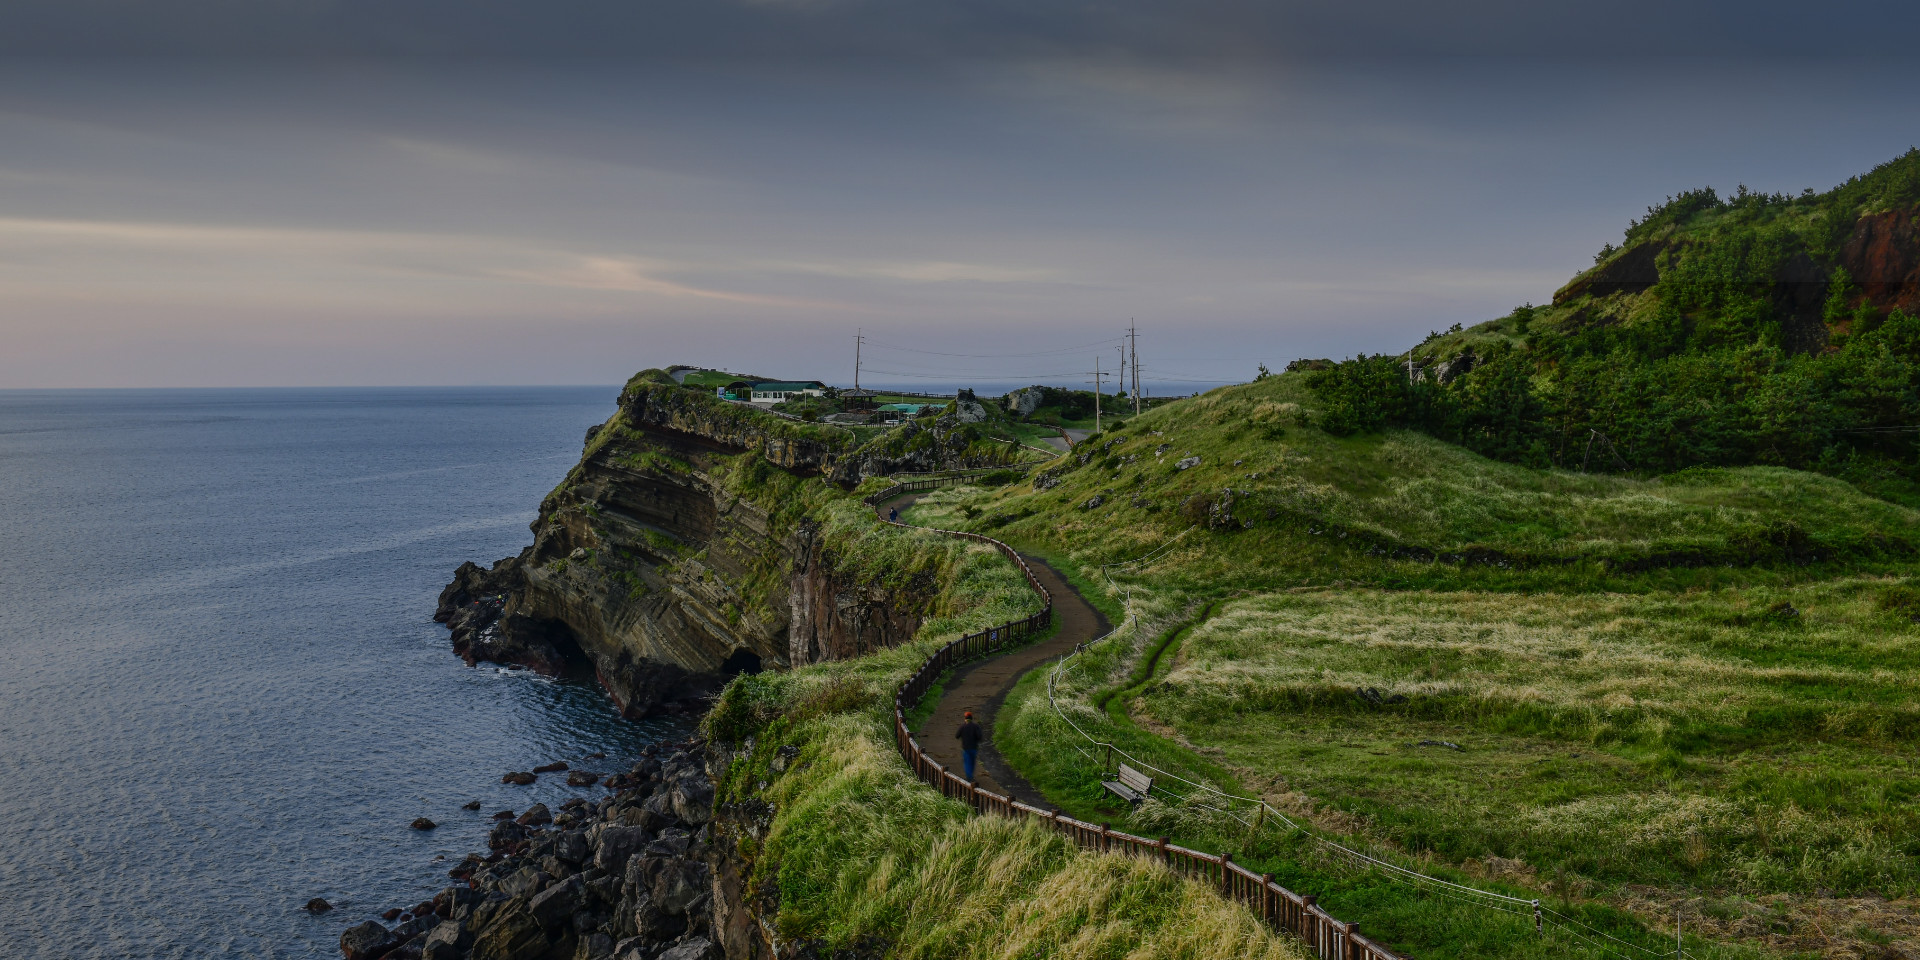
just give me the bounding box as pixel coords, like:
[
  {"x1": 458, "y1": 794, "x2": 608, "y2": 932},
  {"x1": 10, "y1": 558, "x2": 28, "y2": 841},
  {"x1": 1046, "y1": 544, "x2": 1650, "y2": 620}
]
[
  {"x1": 874, "y1": 159, "x2": 1920, "y2": 960},
  {"x1": 665, "y1": 153, "x2": 1920, "y2": 960}
]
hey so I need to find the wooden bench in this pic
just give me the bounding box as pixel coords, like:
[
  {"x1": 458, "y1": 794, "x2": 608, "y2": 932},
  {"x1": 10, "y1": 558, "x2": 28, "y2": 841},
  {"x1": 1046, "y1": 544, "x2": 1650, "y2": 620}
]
[{"x1": 1103, "y1": 763, "x2": 1153, "y2": 804}]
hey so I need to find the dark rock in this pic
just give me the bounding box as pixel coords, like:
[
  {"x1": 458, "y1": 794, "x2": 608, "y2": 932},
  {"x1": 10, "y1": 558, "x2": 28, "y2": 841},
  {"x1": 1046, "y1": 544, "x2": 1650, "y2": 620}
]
[
  {"x1": 462, "y1": 800, "x2": 482, "y2": 811},
  {"x1": 383, "y1": 908, "x2": 405, "y2": 922},
  {"x1": 516, "y1": 803, "x2": 552, "y2": 827},
  {"x1": 1554, "y1": 240, "x2": 1664, "y2": 304},
  {"x1": 493, "y1": 810, "x2": 517, "y2": 821},
  {"x1": 533, "y1": 761, "x2": 569, "y2": 774},
  {"x1": 502, "y1": 772, "x2": 537, "y2": 785},
  {"x1": 339, "y1": 920, "x2": 395, "y2": 960},
  {"x1": 411, "y1": 817, "x2": 437, "y2": 831},
  {"x1": 643, "y1": 832, "x2": 691, "y2": 859},
  {"x1": 585, "y1": 751, "x2": 606, "y2": 759},
  {"x1": 554, "y1": 829, "x2": 589, "y2": 866},
  {"x1": 305, "y1": 897, "x2": 333, "y2": 913},
  {"x1": 592, "y1": 824, "x2": 651, "y2": 875},
  {"x1": 497, "y1": 867, "x2": 550, "y2": 898},
  {"x1": 567, "y1": 770, "x2": 601, "y2": 787},
  {"x1": 578, "y1": 932, "x2": 614, "y2": 959},
  {"x1": 489, "y1": 819, "x2": 529, "y2": 852},
  {"x1": 657, "y1": 937, "x2": 717, "y2": 960},
  {"x1": 669, "y1": 780, "x2": 713, "y2": 825},
  {"x1": 629, "y1": 892, "x2": 685, "y2": 943},
  {"x1": 390, "y1": 914, "x2": 440, "y2": 946},
  {"x1": 529, "y1": 875, "x2": 584, "y2": 931},
  {"x1": 434, "y1": 887, "x2": 480, "y2": 923},
  {"x1": 420, "y1": 925, "x2": 462, "y2": 960},
  {"x1": 467, "y1": 899, "x2": 549, "y2": 960},
  {"x1": 770, "y1": 745, "x2": 800, "y2": 774},
  {"x1": 648, "y1": 858, "x2": 709, "y2": 915}
]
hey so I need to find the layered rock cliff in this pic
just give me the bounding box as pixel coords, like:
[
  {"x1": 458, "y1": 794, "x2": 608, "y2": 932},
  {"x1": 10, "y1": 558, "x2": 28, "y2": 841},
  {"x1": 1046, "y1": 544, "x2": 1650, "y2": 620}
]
[{"x1": 435, "y1": 372, "x2": 1018, "y2": 717}]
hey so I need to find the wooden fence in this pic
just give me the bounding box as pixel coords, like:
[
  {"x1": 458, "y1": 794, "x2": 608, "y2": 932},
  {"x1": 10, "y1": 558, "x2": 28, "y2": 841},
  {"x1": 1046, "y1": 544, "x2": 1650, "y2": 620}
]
[{"x1": 866, "y1": 482, "x2": 1405, "y2": 960}]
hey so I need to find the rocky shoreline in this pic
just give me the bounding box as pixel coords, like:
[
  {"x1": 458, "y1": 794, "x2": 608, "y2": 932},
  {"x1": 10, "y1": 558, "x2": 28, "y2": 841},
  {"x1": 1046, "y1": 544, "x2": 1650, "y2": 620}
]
[{"x1": 333, "y1": 737, "x2": 746, "y2": 960}]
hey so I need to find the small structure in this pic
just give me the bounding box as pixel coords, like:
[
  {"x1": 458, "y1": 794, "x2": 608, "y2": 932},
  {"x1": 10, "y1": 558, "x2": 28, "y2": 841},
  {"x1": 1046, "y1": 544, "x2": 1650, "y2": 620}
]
[
  {"x1": 840, "y1": 387, "x2": 879, "y2": 411},
  {"x1": 748, "y1": 381, "x2": 826, "y2": 405},
  {"x1": 1103, "y1": 763, "x2": 1154, "y2": 805},
  {"x1": 876, "y1": 402, "x2": 930, "y2": 418},
  {"x1": 717, "y1": 381, "x2": 755, "y2": 401}
]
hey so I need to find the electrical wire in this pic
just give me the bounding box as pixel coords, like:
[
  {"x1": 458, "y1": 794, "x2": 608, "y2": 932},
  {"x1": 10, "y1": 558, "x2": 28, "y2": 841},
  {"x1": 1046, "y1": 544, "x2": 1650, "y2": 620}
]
[{"x1": 864, "y1": 336, "x2": 1125, "y2": 359}]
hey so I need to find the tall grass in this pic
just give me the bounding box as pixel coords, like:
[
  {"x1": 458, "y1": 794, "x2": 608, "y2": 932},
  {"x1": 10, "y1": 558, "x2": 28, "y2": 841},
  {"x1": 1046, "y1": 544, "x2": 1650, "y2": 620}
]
[{"x1": 704, "y1": 505, "x2": 1312, "y2": 959}]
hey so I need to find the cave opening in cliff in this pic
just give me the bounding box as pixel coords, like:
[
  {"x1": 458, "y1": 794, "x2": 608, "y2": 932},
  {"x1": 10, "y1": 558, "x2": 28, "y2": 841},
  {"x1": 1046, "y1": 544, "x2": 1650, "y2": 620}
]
[{"x1": 720, "y1": 648, "x2": 763, "y2": 677}]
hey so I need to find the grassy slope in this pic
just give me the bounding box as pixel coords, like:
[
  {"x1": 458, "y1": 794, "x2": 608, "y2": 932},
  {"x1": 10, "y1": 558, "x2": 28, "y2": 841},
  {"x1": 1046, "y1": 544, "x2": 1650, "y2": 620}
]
[
  {"x1": 703, "y1": 499, "x2": 1313, "y2": 960},
  {"x1": 628, "y1": 391, "x2": 1317, "y2": 959},
  {"x1": 903, "y1": 372, "x2": 1920, "y2": 959}
]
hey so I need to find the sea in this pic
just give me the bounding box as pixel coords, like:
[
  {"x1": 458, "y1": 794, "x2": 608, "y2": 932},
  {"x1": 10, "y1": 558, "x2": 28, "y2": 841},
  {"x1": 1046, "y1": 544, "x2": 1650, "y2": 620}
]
[{"x1": 0, "y1": 387, "x2": 690, "y2": 959}]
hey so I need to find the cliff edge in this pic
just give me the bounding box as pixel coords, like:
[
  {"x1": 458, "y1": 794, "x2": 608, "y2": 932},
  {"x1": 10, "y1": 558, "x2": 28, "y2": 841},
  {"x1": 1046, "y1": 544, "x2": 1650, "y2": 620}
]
[{"x1": 434, "y1": 370, "x2": 1020, "y2": 717}]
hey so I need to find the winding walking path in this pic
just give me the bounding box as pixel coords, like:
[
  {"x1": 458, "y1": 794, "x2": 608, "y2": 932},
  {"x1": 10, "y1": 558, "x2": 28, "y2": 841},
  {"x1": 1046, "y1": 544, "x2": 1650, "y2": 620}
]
[{"x1": 876, "y1": 492, "x2": 1109, "y2": 806}]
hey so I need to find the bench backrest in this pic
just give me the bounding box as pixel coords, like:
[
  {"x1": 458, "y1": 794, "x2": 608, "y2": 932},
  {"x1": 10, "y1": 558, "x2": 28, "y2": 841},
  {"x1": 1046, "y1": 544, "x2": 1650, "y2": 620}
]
[{"x1": 1117, "y1": 763, "x2": 1153, "y2": 795}]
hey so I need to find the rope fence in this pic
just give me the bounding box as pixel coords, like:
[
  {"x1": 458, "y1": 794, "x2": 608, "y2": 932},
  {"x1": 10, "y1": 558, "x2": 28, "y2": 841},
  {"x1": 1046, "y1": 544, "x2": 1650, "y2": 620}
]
[
  {"x1": 865, "y1": 482, "x2": 1404, "y2": 960},
  {"x1": 1038, "y1": 535, "x2": 1702, "y2": 960}
]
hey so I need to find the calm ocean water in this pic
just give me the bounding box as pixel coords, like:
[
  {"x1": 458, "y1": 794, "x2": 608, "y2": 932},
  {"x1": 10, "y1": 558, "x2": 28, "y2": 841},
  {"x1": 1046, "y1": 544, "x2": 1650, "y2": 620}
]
[{"x1": 0, "y1": 387, "x2": 688, "y2": 959}]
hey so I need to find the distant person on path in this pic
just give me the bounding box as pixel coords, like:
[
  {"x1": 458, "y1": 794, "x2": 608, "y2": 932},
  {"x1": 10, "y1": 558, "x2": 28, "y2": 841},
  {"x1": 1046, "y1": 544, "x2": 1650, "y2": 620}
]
[
  {"x1": 957, "y1": 711, "x2": 982, "y2": 781},
  {"x1": 889, "y1": 507, "x2": 899, "y2": 522}
]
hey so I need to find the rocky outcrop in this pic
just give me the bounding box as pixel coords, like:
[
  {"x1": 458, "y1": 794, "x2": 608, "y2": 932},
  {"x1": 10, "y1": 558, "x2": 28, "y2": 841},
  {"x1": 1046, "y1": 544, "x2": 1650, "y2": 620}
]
[
  {"x1": 1549, "y1": 205, "x2": 1920, "y2": 346},
  {"x1": 342, "y1": 739, "x2": 754, "y2": 960},
  {"x1": 437, "y1": 380, "x2": 1003, "y2": 717},
  {"x1": 1553, "y1": 240, "x2": 1666, "y2": 304},
  {"x1": 1842, "y1": 208, "x2": 1920, "y2": 314}
]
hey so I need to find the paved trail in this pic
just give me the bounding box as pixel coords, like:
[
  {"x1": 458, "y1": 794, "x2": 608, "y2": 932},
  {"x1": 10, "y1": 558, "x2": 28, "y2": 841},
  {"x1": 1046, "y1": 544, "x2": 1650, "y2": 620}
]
[{"x1": 878, "y1": 492, "x2": 1109, "y2": 806}]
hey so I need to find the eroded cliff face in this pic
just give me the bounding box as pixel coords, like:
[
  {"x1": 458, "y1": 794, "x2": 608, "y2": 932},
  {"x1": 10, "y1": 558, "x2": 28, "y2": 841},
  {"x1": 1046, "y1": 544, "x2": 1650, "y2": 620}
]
[{"x1": 436, "y1": 381, "x2": 990, "y2": 716}]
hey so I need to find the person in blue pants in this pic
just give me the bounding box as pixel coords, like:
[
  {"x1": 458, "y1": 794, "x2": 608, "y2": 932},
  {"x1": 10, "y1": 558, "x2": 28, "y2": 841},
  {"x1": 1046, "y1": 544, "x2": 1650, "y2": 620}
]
[{"x1": 956, "y1": 711, "x2": 982, "y2": 781}]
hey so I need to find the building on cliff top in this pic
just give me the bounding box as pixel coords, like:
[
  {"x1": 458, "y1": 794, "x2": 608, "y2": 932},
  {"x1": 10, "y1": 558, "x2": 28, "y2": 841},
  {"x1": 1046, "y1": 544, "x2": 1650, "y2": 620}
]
[{"x1": 744, "y1": 381, "x2": 826, "y2": 405}]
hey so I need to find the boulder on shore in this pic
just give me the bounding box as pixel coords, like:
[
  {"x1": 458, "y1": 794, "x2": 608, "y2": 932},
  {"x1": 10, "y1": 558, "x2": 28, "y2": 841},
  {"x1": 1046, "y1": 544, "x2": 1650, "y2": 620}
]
[{"x1": 338, "y1": 920, "x2": 394, "y2": 960}]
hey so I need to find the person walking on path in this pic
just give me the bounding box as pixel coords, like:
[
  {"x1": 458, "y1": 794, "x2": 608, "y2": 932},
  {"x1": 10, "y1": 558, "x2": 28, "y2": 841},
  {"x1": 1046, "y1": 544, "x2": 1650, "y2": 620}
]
[
  {"x1": 888, "y1": 507, "x2": 899, "y2": 522},
  {"x1": 956, "y1": 711, "x2": 982, "y2": 781}
]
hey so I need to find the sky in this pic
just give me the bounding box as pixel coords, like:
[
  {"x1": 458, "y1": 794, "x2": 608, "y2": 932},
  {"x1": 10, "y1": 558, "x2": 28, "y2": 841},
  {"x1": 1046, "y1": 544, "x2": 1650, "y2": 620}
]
[{"x1": 2, "y1": 2, "x2": 1918, "y2": 390}]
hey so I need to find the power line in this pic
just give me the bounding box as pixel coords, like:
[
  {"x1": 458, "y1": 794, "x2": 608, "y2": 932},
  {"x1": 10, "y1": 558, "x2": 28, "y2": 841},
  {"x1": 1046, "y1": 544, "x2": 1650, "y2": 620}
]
[{"x1": 862, "y1": 336, "x2": 1124, "y2": 359}]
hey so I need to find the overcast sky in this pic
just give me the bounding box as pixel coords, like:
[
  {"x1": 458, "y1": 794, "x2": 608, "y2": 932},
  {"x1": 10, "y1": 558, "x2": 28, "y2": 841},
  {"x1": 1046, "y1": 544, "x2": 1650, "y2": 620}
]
[{"x1": 2, "y1": 2, "x2": 1918, "y2": 389}]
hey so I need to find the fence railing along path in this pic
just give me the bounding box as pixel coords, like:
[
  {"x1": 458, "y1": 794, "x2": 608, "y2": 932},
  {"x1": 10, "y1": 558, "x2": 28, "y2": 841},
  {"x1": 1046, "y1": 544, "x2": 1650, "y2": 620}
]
[{"x1": 864, "y1": 478, "x2": 1404, "y2": 960}]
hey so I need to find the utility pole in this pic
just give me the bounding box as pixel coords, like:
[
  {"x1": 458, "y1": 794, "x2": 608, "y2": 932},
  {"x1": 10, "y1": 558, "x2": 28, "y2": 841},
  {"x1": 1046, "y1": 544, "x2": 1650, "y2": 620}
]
[
  {"x1": 854, "y1": 328, "x2": 863, "y2": 390},
  {"x1": 1088, "y1": 356, "x2": 1103, "y2": 435},
  {"x1": 1129, "y1": 321, "x2": 1141, "y2": 415},
  {"x1": 1116, "y1": 344, "x2": 1127, "y2": 417}
]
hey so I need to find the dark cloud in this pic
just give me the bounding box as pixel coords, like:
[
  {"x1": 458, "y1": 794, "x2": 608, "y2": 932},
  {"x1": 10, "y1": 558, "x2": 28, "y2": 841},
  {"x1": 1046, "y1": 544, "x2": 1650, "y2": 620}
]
[{"x1": 4, "y1": 0, "x2": 1916, "y2": 60}]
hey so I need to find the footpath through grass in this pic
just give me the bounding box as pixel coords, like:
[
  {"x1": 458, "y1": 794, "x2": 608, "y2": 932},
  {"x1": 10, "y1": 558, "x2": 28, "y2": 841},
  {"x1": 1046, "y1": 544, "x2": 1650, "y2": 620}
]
[
  {"x1": 896, "y1": 372, "x2": 1920, "y2": 959},
  {"x1": 700, "y1": 473, "x2": 1315, "y2": 960}
]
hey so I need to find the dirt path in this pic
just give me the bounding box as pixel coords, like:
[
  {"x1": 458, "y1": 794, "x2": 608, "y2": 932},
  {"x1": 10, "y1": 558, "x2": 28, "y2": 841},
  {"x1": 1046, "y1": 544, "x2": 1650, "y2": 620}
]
[{"x1": 878, "y1": 492, "x2": 1109, "y2": 806}]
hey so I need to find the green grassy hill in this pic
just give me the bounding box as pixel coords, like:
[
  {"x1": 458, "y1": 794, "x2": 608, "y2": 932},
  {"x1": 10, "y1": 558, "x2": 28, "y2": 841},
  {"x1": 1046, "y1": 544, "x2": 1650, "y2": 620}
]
[
  {"x1": 1305, "y1": 150, "x2": 1920, "y2": 505},
  {"x1": 905, "y1": 368, "x2": 1920, "y2": 960}
]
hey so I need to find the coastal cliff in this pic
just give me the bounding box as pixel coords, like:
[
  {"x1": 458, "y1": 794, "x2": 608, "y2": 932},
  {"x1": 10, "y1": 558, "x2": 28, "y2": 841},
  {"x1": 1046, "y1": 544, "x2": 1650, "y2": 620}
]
[{"x1": 435, "y1": 370, "x2": 1018, "y2": 716}]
